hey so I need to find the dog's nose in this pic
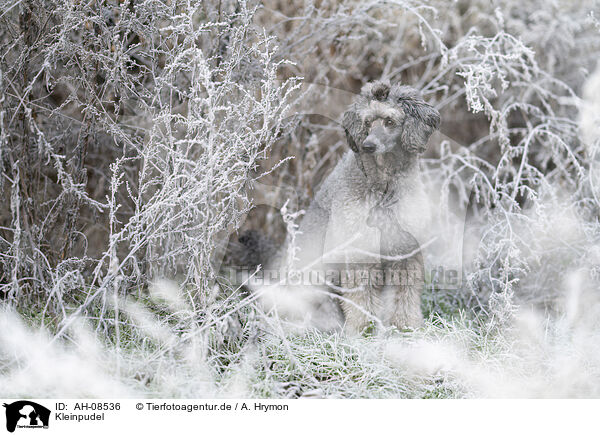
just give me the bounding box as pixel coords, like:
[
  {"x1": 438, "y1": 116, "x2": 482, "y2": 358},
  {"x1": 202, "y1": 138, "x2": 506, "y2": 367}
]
[{"x1": 362, "y1": 141, "x2": 376, "y2": 153}]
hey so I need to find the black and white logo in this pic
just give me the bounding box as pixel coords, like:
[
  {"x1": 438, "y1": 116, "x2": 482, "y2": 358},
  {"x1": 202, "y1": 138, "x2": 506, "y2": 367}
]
[{"x1": 3, "y1": 401, "x2": 50, "y2": 433}]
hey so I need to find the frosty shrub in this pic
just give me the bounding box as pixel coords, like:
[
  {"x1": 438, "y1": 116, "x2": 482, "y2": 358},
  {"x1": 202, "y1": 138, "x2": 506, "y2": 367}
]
[{"x1": 0, "y1": 0, "x2": 299, "y2": 318}]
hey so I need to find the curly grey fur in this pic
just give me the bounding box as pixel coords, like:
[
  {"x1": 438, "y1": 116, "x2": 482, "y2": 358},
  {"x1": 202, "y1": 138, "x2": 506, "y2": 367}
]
[{"x1": 294, "y1": 81, "x2": 440, "y2": 333}]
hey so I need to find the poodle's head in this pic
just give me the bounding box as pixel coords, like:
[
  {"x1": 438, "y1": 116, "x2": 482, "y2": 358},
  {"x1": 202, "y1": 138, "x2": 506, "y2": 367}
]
[{"x1": 342, "y1": 81, "x2": 440, "y2": 155}]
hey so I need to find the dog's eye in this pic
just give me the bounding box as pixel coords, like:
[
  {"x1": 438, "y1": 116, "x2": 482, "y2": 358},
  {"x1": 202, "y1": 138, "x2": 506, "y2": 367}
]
[
  {"x1": 364, "y1": 120, "x2": 372, "y2": 129},
  {"x1": 385, "y1": 118, "x2": 395, "y2": 127}
]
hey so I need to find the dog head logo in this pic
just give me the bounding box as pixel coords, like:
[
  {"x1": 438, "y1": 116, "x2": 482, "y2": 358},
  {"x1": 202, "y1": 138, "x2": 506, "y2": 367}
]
[{"x1": 3, "y1": 401, "x2": 50, "y2": 433}]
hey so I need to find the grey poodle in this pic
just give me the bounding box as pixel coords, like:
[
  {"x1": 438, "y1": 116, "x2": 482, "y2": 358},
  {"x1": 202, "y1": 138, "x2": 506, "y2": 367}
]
[{"x1": 239, "y1": 81, "x2": 440, "y2": 333}]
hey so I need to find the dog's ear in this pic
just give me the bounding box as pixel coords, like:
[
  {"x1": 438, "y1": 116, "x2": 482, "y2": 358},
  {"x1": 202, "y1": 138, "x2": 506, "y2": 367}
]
[
  {"x1": 342, "y1": 108, "x2": 364, "y2": 153},
  {"x1": 418, "y1": 103, "x2": 441, "y2": 132},
  {"x1": 401, "y1": 102, "x2": 441, "y2": 153},
  {"x1": 390, "y1": 84, "x2": 440, "y2": 142},
  {"x1": 418, "y1": 103, "x2": 440, "y2": 149}
]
